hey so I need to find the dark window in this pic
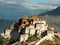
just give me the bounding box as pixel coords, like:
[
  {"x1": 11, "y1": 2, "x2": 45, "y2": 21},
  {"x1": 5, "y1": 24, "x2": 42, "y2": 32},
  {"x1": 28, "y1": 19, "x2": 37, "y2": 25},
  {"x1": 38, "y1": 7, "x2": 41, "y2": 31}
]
[{"x1": 41, "y1": 30, "x2": 47, "y2": 38}]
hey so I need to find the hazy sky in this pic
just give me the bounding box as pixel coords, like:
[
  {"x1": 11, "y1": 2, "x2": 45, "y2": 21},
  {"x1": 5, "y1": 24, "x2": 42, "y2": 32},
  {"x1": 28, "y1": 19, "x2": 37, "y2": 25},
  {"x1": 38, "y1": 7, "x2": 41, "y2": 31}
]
[{"x1": 0, "y1": 0, "x2": 60, "y2": 20}]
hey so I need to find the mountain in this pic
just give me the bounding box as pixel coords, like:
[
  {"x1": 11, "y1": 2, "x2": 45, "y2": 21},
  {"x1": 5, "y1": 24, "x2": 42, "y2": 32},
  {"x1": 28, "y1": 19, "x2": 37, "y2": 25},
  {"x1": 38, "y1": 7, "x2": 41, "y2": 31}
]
[
  {"x1": 40, "y1": 6, "x2": 60, "y2": 16},
  {"x1": 0, "y1": 19, "x2": 13, "y2": 34}
]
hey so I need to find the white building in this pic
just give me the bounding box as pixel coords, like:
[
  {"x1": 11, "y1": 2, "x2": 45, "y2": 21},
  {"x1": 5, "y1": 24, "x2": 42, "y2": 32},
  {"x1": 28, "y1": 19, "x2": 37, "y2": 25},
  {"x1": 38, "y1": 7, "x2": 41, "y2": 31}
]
[
  {"x1": 42, "y1": 24, "x2": 48, "y2": 28},
  {"x1": 25, "y1": 26, "x2": 29, "y2": 33},
  {"x1": 36, "y1": 23, "x2": 42, "y2": 29},
  {"x1": 39, "y1": 24, "x2": 48, "y2": 32},
  {"x1": 29, "y1": 24, "x2": 35, "y2": 28},
  {"x1": 20, "y1": 33, "x2": 29, "y2": 42},
  {"x1": 41, "y1": 20, "x2": 46, "y2": 25},
  {"x1": 39, "y1": 18, "x2": 46, "y2": 24},
  {"x1": 5, "y1": 29, "x2": 12, "y2": 39},
  {"x1": 33, "y1": 21, "x2": 38, "y2": 24},
  {"x1": 29, "y1": 28, "x2": 36, "y2": 35}
]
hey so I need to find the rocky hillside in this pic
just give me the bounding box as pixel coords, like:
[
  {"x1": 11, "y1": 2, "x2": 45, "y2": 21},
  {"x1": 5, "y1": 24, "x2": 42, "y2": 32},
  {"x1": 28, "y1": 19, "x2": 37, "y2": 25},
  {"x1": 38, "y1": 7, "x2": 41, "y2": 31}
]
[{"x1": 39, "y1": 34, "x2": 60, "y2": 45}]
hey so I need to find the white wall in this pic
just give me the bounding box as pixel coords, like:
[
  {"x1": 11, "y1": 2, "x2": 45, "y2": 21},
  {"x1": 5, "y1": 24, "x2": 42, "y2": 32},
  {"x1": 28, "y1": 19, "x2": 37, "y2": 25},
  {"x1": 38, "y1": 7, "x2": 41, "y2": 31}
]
[
  {"x1": 40, "y1": 24, "x2": 48, "y2": 32},
  {"x1": 29, "y1": 28, "x2": 36, "y2": 35},
  {"x1": 36, "y1": 23, "x2": 42, "y2": 29},
  {"x1": 5, "y1": 29, "x2": 12, "y2": 39},
  {"x1": 33, "y1": 21, "x2": 37, "y2": 24},
  {"x1": 25, "y1": 26, "x2": 29, "y2": 33},
  {"x1": 41, "y1": 20, "x2": 46, "y2": 25},
  {"x1": 29, "y1": 24, "x2": 35, "y2": 28},
  {"x1": 20, "y1": 34, "x2": 29, "y2": 42}
]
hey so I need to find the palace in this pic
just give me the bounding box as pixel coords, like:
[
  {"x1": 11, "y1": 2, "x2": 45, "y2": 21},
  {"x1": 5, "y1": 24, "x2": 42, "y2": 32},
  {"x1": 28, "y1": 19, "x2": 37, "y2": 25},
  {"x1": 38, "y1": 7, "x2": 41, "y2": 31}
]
[{"x1": 1, "y1": 16, "x2": 55, "y2": 42}]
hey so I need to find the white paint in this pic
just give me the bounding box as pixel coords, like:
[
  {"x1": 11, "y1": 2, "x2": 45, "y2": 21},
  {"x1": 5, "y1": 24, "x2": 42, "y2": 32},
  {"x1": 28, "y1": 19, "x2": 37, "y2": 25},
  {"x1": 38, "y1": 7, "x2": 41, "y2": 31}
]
[
  {"x1": 41, "y1": 20, "x2": 46, "y2": 25},
  {"x1": 25, "y1": 26, "x2": 29, "y2": 33},
  {"x1": 5, "y1": 29, "x2": 12, "y2": 39},
  {"x1": 20, "y1": 34, "x2": 29, "y2": 42},
  {"x1": 29, "y1": 24, "x2": 35, "y2": 28},
  {"x1": 36, "y1": 23, "x2": 42, "y2": 29},
  {"x1": 39, "y1": 24, "x2": 48, "y2": 32},
  {"x1": 1, "y1": 33, "x2": 4, "y2": 36},
  {"x1": 29, "y1": 28, "x2": 36, "y2": 35},
  {"x1": 33, "y1": 21, "x2": 38, "y2": 24}
]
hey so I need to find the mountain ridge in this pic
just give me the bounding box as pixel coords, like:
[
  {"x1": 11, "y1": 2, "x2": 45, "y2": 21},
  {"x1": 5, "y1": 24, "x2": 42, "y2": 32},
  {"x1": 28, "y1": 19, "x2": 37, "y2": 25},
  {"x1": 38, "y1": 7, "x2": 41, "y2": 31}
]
[{"x1": 39, "y1": 6, "x2": 60, "y2": 16}]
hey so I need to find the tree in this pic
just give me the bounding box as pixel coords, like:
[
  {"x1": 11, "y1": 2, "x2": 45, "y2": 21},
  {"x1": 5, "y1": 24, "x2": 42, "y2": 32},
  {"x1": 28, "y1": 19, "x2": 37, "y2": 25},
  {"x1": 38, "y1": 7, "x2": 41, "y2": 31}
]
[{"x1": 34, "y1": 30, "x2": 37, "y2": 37}]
